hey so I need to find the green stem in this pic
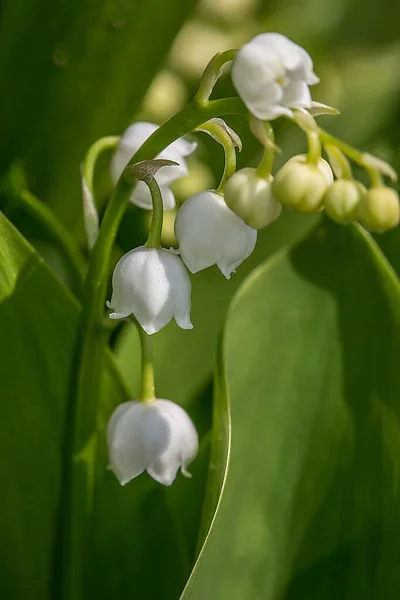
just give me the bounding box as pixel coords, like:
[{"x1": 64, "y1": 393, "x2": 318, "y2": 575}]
[
  {"x1": 82, "y1": 136, "x2": 119, "y2": 250},
  {"x1": 145, "y1": 178, "x2": 163, "y2": 248},
  {"x1": 323, "y1": 144, "x2": 353, "y2": 179},
  {"x1": 198, "y1": 120, "x2": 237, "y2": 193},
  {"x1": 19, "y1": 189, "x2": 86, "y2": 296},
  {"x1": 195, "y1": 50, "x2": 237, "y2": 105},
  {"x1": 134, "y1": 319, "x2": 156, "y2": 402},
  {"x1": 294, "y1": 108, "x2": 397, "y2": 181},
  {"x1": 306, "y1": 130, "x2": 322, "y2": 166},
  {"x1": 83, "y1": 136, "x2": 120, "y2": 193},
  {"x1": 367, "y1": 169, "x2": 383, "y2": 187},
  {"x1": 319, "y1": 130, "x2": 365, "y2": 166},
  {"x1": 58, "y1": 96, "x2": 247, "y2": 600},
  {"x1": 255, "y1": 123, "x2": 275, "y2": 179}
]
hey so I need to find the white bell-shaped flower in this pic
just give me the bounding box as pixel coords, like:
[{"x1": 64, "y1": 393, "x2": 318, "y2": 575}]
[
  {"x1": 174, "y1": 190, "x2": 257, "y2": 279},
  {"x1": 231, "y1": 33, "x2": 319, "y2": 121},
  {"x1": 110, "y1": 121, "x2": 197, "y2": 209},
  {"x1": 106, "y1": 246, "x2": 193, "y2": 334},
  {"x1": 108, "y1": 398, "x2": 199, "y2": 486}
]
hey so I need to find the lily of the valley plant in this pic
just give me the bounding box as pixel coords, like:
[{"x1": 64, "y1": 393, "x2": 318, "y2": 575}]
[{"x1": 77, "y1": 31, "x2": 399, "y2": 493}]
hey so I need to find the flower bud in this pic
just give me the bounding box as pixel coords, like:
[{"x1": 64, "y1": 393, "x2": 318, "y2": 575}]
[
  {"x1": 106, "y1": 246, "x2": 192, "y2": 334},
  {"x1": 174, "y1": 190, "x2": 257, "y2": 279},
  {"x1": 224, "y1": 168, "x2": 282, "y2": 229},
  {"x1": 107, "y1": 399, "x2": 199, "y2": 486},
  {"x1": 323, "y1": 179, "x2": 366, "y2": 224},
  {"x1": 358, "y1": 187, "x2": 400, "y2": 233},
  {"x1": 272, "y1": 155, "x2": 333, "y2": 213}
]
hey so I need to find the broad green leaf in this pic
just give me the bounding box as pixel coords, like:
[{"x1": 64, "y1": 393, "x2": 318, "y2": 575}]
[
  {"x1": 182, "y1": 219, "x2": 400, "y2": 599},
  {"x1": 0, "y1": 212, "x2": 204, "y2": 600},
  {"x1": 0, "y1": 212, "x2": 81, "y2": 599},
  {"x1": 0, "y1": 0, "x2": 198, "y2": 229}
]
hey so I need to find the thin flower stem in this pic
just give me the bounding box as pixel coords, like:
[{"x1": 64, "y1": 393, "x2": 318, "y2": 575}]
[
  {"x1": 132, "y1": 317, "x2": 156, "y2": 403},
  {"x1": 82, "y1": 136, "x2": 119, "y2": 250},
  {"x1": 195, "y1": 50, "x2": 237, "y2": 105},
  {"x1": 318, "y1": 130, "x2": 365, "y2": 166},
  {"x1": 19, "y1": 189, "x2": 86, "y2": 296},
  {"x1": 255, "y1": 122, "x2": 275, "y2": 179},
  {"x1": 199, "y1": 120, "x2": 237, "y2": 193},
  {"x1": 58, "y1": 96, "x2": 247, "y2": 600},
  {"x1": 306, "y1": 130, "x2": 322, "y2": 165},
  {"x1": 367, "y1": 169, "x2": 383, "y2": 188},
  {"x1": 83, "y1": 136, "x2": 120, "y2": 192},
  {"x1": 294, "y1": 109, "x2": 389, "y2": 176},
  {"x1": 145, "y1": 178, "x2": 163, "y2": 248},
  {"x1": 320, "y1": 130, "x2": 397, "y2": 182},
  {"x1": 324, "y1": 144, "x2": 353, "y2": 180}
]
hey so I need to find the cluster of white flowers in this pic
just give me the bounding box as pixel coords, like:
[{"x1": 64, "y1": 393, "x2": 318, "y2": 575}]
[
  {"x1": 107, "y1": 33, "x2": 333, "y2": 340},
  {"x1": 105, "y1": 32, "x2": 399, "y2": 488}
]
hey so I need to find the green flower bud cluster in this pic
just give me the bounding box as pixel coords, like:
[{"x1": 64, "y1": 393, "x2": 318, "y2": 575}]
[
  {"x1": 323, "y1": 182, "x2": 400, "y2": 232},
  {"x1": 270, "y1": 154, "x2": 399, "y2": 233}
]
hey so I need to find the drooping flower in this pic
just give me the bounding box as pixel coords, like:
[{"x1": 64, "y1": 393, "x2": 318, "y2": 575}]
[
  {"x1": 107, "y1": 399, "x2": 199, "y2": 486},
  {"x1": 106, "y1": 246, "x2": 193, "y2": 334},
  {"x1": 110, "y1": 121, "x2": 197, "y2": 209},
  {"x1": 174, "y1": 190, "x2": 257, "y2": 279},
  {"x1": 231, "y1": 33, "x2": 319, "y2": 121},
  {"x1": 224, "y1": 167, "x2": 282, "y2": 229}
]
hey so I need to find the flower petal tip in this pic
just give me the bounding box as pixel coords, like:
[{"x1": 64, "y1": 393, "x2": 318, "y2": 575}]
[{"x1": 108, "y1": 312, "x2": 129, "y2": 320}]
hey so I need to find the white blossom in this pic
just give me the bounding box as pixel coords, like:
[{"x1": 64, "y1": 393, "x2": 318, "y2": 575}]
[
  {"x1": 110, "y1": 121, "x2": 197, "y2": 209},
  {"x1": 231, "y1": 33, "x2": 319, "y2": 121},
  {"x1": 107, "y1": 399, "x2": 199, "y2": 486},
  {"x1": 174, "y1": 190, "x2": 257, "y2": 279},
  {"x1": 106, "y1": 246, "x2": 192, "y2": 334}
]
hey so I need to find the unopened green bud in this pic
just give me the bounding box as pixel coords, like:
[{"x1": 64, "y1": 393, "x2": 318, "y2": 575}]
[
  {"x1": 288, "y1": 154, "x2": 334, "y2": 185},
  {"x1": 272, "y1": 155, "x2": 333, "y2": 213},
  {"x1": 358, "y1": 186, "x2": 400, "y2": 233},
  {"x1": 324, "y1": 179, "x2": 366, "y2": 224},
  {"x1": 224, "y1": 168, "x2": 282, "y2": 229}
]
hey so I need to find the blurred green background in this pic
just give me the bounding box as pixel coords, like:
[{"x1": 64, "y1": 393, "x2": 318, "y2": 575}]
[{"x1": 1, "y1": 0, "x2": 400, "y2": 598}]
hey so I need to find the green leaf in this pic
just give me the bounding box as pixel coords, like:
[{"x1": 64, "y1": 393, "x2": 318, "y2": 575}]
[
  {"x1": 0, "y1": 0, "x2": 198, "y2": 229},
  {"x1": 0, "y1": 212, "x2": 204, "y2": 600},
  {"x1": 0, "y1": 212, "x2": 81, "y2": 599},
  {"x1": 183, "y1": 219, "x2": 400, "y2": 599}
]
